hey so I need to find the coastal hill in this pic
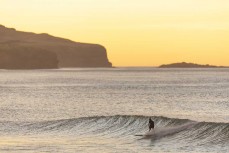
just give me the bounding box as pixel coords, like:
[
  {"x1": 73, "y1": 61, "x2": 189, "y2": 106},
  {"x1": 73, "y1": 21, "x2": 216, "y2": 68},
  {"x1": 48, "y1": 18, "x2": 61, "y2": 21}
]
[
  {"x1": 159, "y1": 62, "x2": 226, "y2": 68},
  {"x1": 0, "y1": 25, "x2": 112, "y2": 69}
]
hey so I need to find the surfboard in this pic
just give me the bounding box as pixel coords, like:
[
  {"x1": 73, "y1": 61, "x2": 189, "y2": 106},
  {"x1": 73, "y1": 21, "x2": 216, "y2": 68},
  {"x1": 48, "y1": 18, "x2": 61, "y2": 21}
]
[
  {"x1": 135, "y1": 130, "x2": 155, "y2": 137},
  {"x1": 134, "y1": 134, "x2": 145, "y2": 136}
]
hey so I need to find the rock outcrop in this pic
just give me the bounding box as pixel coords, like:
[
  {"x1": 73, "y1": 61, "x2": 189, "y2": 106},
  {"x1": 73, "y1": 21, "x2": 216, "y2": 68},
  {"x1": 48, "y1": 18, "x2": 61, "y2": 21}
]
[{"x1": 0, "y1": 25, "x2": 112, "y2": 69}]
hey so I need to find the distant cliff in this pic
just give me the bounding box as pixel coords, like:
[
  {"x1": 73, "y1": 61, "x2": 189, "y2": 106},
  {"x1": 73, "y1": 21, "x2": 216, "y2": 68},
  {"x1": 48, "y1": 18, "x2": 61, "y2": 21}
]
[
  {"x1": 0, "y1": 25, "x2": 112, "y2": 69},
  {"x1": 159, "y1": 62, "x2": 226, "y2": 68},
  {"x1": 0, "y1": 44, "x2": 58, "y2": 69}
]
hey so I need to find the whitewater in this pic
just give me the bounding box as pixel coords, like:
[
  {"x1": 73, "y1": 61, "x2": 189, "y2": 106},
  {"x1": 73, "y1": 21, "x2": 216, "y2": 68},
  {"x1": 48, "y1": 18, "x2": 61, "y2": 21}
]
[{"x1": 0, "y1": 68, "x2": 229, "y2": 152}]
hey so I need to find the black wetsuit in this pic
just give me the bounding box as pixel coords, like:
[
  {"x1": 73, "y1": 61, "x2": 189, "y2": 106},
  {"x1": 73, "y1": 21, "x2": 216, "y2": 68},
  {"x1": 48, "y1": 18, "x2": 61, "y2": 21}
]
[{"x1": 149, "y1": 118, "x2": 154, "y2": 131}]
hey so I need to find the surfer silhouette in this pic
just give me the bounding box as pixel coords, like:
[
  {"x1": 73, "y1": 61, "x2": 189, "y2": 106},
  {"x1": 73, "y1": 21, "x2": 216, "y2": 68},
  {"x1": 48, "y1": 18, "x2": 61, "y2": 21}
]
[{"x1": 148, "y1": 118, "x2": 154, "y2": 131}]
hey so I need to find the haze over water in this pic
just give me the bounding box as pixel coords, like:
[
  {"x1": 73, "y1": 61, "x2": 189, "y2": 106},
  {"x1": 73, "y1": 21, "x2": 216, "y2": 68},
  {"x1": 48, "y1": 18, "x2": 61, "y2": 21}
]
[{"x1": 0, "y1": 68, "x2": 229, "y2": 152}]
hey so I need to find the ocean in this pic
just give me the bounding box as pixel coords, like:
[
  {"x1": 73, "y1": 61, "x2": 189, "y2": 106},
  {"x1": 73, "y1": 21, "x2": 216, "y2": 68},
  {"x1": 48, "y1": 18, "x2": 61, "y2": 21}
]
[{"x1": 0, "y1": 68, "x2": 229, "y2": 153}]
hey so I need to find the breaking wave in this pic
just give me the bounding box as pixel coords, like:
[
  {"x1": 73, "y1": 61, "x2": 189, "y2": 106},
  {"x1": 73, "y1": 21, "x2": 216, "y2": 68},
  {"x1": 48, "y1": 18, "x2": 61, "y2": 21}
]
[{"x1": 0, "y1": 115, "x2": 229, "y2": 144}]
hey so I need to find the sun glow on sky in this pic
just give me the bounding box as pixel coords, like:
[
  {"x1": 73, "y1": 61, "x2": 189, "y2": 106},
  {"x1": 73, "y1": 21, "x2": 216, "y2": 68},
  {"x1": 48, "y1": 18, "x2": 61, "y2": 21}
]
[{"x1": 1, "y1": 0, "x2": 229, "y2": 66}]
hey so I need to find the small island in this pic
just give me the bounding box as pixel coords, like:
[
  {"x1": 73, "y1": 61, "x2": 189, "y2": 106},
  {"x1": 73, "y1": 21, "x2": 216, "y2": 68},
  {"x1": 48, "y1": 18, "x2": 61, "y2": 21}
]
[{"x1": 159, "y1": 62, "x2": 227, "y2": 68}]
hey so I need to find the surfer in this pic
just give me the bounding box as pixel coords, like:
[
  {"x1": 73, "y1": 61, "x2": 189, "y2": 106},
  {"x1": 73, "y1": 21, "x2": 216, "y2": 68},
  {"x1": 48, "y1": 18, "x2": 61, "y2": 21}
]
[{"x1": 148, "y1": 118, "x2": 154, "y2": 131}]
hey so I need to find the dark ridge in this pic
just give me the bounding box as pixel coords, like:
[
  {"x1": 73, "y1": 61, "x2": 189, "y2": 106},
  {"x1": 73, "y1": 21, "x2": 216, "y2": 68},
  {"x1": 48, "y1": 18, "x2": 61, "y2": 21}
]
[{"x1": 159, "y1": 62, "x2": 227, "y2": 68}]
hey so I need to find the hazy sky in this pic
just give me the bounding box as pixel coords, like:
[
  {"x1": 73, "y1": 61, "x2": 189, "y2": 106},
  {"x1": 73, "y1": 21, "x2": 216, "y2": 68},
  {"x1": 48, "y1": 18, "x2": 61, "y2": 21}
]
[{"x1": 1, "y1": 0, "x2": 229, "y2": 66}]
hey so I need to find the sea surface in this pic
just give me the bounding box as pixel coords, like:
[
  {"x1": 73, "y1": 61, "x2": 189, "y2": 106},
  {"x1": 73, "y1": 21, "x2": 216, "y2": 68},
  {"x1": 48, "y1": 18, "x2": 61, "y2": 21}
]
[{"x1": 0, "y1": 68, "x2": 229, "y2": 153}]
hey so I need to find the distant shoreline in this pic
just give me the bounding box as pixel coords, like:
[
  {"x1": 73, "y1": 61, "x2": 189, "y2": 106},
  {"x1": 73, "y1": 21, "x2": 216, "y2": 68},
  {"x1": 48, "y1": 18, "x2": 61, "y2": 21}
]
[{"x1": 1, "y1": 65, "x2": 229, "y2": 70}]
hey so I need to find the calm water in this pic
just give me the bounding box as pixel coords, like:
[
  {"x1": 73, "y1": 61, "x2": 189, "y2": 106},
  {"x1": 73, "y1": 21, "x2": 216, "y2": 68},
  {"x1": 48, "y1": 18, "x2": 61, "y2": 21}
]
[{"x1": 0, "y1": 68, "x2": 229, "y2": 152}]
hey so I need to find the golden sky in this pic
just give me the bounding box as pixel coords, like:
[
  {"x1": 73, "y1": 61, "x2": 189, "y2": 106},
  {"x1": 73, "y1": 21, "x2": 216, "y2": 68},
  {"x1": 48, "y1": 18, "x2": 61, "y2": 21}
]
[{"x1": 1, "y1": 0, "x2": 229, "y2": 66}]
